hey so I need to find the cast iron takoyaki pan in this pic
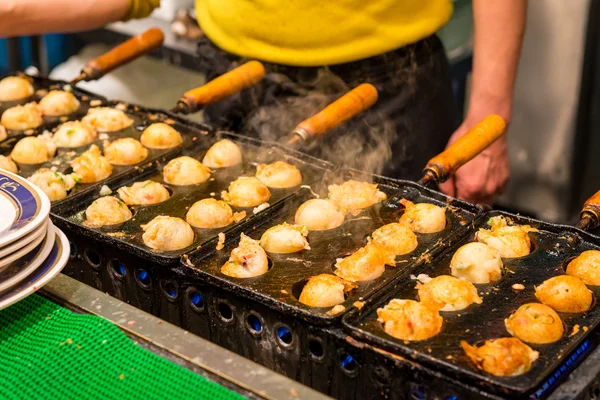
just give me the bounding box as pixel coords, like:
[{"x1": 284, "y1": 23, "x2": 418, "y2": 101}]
[
  {"x1": 2, "y1": 97, "x2": 194, "y2": 204},
  {"x1": 0, "y1": 74, "x2": 106, "y2": 152},
  {"x1": 51, "y1": 125, "x2": 331, "y2": 266},
  {"x1": 179, "y1": 168, "x2": 481, "y2": 326},
  {"x1": 342, "y1": 210, "x2": 600, "y2": 398}
]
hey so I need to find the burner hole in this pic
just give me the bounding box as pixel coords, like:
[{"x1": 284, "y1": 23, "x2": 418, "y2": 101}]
[
  {"x1": 410, "y1": 382, "x2": 426, "y2": 400},
  {"x1": 135, "y1": 268, "x2": 152, "y2": 288},
  {"x1": 69, "y1": 241, "x2": 77, "y2": 259},
  {"x1": 308, "y1": 339, "x2": 324, "y2": 359},
  {"x1": 246, "y1": 313, "x2": 263, "y2": 334},
  {"x1": 161, "y1": 281, "x2": 178, "y2": 300},
  {"x1": 218, "y1": 302, "x2": 233, "y2": 322},
  {"x1": 187, "y1": 288, "x2": 204, "y2": 310},
  {"x1": 84, "y1": 248, "x2": 101, "y2": 268},
  {"x1": 373, "y1": 366, "x2": 390, "y2": 385},
  {"x1": 110, "y1": 260, "x2": 126, "y2": 278},
  {"x1": 339, "y1": 352, "x2": 357, "y2": 373},
  {"x1": 276, "y1": 325, "x2": 293, "y2": 346}
]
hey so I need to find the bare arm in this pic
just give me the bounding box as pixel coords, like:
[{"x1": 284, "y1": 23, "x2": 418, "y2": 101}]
[
  {"x1": 440, "y1": 0, "x2": 527, "y2": 204},
  {"x1": 0, "y1": 0, "x2": 159, "y2": 37},
  {"x1": 468, "y1": 0, "x2": 527, "y2": 123}
]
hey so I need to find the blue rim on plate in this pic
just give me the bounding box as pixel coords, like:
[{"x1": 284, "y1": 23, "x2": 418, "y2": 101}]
[
  {"x1": 0, "y1": 228, "x2": 69, "y2": 309},
  {"x1": 0, "y1": 171, "x2": 50, "y2": 248}
]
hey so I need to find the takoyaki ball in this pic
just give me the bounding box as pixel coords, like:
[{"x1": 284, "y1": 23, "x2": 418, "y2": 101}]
[
  {"x1": 505, "y1": 303, "x2": 564, "y2": 344},
  {"x1": 163, "y1": 156, "x2": 211, "y2": 186},
  {"x1": 38, "y1": 90, "x2": 80, "y2": 116},
  {"x1": 221, "y1": 233, "x2": 269, "y2": 278},
  {"x1": 84, "y1": 196, "x2": 132, "y2": 227},
  {"x1": 461, "y1": 338, "x2": 539, "y2": 377},
  {"x1": 104, "y1": 138, "x2": 148, "y2": 166},
  {"x1": 221, "y1": 177, "x2": 271, "y2": 208},
  {"x1": 1, "y1": 103, "x2": 43, "y2": 130},
  {"x1": 140, "y1": 123, "x2": 182, "y2": 149},
  {"x1": 70, "y1": 145, "x2": 112, "y2": 183},
  {"x1": 377, "y1": 299, "x2": 443, "y2": 341},
  {"x1": 259, "y1": 223, "x2": 310, "y2": 254},
  {"x1": 0, "y1": 76, "x2": 34, "y2": 101},
  {"x1": 186, "y1": 198, "x2": 246, "y2": 229},
  {"x1": 417, "y1": 275, "x2": 482, "y2": 312},
  {"x1": 567, "y1": 250, "x2": 600, "y2": 286},
  {"x1": 535, "y1": 275, "x2": 593, "y2": 313},
  {"x1": 142, "y1": 216, "x2": 195, "y2": 251},
  {"x1": 334, "y1": 242, "x2": 396, "y2": 282},
  {"x1": 294, "y1": 199, "x2": 345, "y2": 231},
  {"x1": 398, "y1": 199, "x2": 446, "y2": 234},
  {"x1": 202, "y1": 139, "x2": 242, "y2": 168},
  {"x1": 117, "y1": 180, "x2": 170, "y2": 205},
  {"x1": 371, "y1": 223, "x2": 418, "y2": 256},
  {"x1": 0, "y1": 125, "x2": 6, "y2": 142},
  {"x1": 0, "y1": 156, "x2": 18, "y2": 173},
  {"x1": 299, "y1": 274, "x2": 356, "y2": 308},
  {"x1": 53, "y1": 121, "x2": 96, "y2": 148},
  {"x1": 10, "y1": 136, "x2": 57, "y2": 164},
  {"x1": 255, "y1": 161, "x2": 302, "y2": 189},
  {"x1": 328, "y1": 180, "x2": 387, "y2": 214},
  {"x1": 475, "y1": 215, "x2": 537, "y2": 258},
  {"x1": 28, "y1": 168, "x2": 77, "y2": 202},
  {"x1": 450, "y1": 242, "x2": 503, "y2": 284},
  {"x1": 82, "y1": 107, "x2": 133, "y2": 132}
]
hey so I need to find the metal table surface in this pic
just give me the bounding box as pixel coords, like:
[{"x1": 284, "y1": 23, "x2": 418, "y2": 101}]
[{"x1": 40, "y1": 273, "x2": 330, "y2": 400}]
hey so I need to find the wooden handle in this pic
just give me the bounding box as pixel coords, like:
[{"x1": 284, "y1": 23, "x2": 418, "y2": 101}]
[
  {"x1": 421, "y1": 115, "x2": 506, "y2": 184},
  {"x1": 74, "y1": 28, "x2": 164, "y2": 83},
  {"x1": 579, "y1": 190, "x2": 600, "y2": 230},
  {"x1": 174, "y1": 61, "x2": 266, "y2": 114},
  {"x1": 290, "y1": 84, "x2": 378, "y2": 143}
]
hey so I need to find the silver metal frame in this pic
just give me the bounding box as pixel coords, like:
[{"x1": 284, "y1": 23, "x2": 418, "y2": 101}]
[{"x1": 41, "y1": 274, "x2": 330, "y2": 400}]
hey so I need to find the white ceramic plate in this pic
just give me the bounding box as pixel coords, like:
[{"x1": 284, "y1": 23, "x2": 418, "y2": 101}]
[
  {"x1": 0, "y1": 219, "x2": 48, "y2": 259},
  {"x1": 0, "y1": 227, "x2": 69, "y2": 310},
  {"x1": 0, "y1": 222, "x2": 55, "y2": 292},
  {"x1": 0, "y1": 171, "x2": 50, "y2": 248},
  {"x1": 0, "y1": 222, "x2": 50, "y2": 270},
  {"x1": 0, "y1": 193, "x2": 17, "y2": 234}
]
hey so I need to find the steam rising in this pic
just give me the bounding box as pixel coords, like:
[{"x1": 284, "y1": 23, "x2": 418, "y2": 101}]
[{"x1": 242, "y1": 68, "x2": 399, "y2": 178}]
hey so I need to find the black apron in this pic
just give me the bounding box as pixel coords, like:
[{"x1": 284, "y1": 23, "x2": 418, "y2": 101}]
[{"x1": 197, "y1": 34, "x2": 459, "y2": 182}]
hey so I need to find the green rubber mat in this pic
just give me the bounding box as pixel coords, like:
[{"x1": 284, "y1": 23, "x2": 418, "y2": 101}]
[{"x1": 0, "y1": 294, "x2": 246, "y2": 400}]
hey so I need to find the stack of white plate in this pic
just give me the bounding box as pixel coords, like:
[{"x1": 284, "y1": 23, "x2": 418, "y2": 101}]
[{"x1": 0, "y1": 171, "x2": 69, "y2": 310}]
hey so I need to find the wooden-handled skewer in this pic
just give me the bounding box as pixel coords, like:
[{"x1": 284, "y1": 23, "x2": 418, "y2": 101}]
[
  {"x1": 171, "y1": 61, "x2": 266, "y2": 114},
  {"x1": 286, "y1": 83, "x2": 379, "y2": 146},
  {"x1": 419, "y1": 115, "x2": 507, "y2": 186},
  {"x1": 71, "y1": 28, "x2": 165, "y2": 84},
  {"x1": 578, "y1": 190, "x2": 600, "y2": 231}
]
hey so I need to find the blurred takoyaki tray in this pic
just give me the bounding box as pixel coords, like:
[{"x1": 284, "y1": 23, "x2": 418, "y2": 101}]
[
  {"x1": 0, "y1": 74, "x2": 106, "y2": 152},
  {"x1": 342, "y1": 210, "x2": 600, "y2": 398},
  {"x1": 178, "y1": 170, "x2": 481, "y2": 326},
  {"x1": 51, "y1": 127, "x2": 331, "y2": 266},
  {"x1": 0, "y1": 95, "x2": 202, "y2": 204}
]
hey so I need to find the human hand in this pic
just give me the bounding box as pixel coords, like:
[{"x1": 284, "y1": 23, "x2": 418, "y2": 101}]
[
  {"x1": 439, "y1": 117, "x2": 510, "y2": 205},
  {"x1": 122, "y1": 0, "x2": 161, "y2": 21}
]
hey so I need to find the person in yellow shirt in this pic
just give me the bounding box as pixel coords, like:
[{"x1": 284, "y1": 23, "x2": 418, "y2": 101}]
[{"x1": 196, "y1": 0, "x2": 527, "y2": 205}]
